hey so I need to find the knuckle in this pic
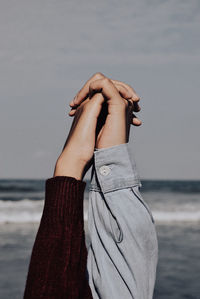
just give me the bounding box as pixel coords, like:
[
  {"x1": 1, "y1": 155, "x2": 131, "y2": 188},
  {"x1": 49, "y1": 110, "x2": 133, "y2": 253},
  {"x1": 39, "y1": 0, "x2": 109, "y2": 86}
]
[
  {"x1": 127, "y1": 83, "x2": 133, "y2": 89},
  {"x1": 133, "y1": 96, "x2": 140, "y2": 102},
  {"x1": 89, "y1": 81, "x2": 94, "y2": 90},
  {"x1": 102, "y1": 77, "x2": 110, "y2": 86},
  {"x1": 93, "y1": 72, "x2": 104, "y2": 80},
  {"x1": 123, "y1": 82, "x2": 133, "y2": 92}
]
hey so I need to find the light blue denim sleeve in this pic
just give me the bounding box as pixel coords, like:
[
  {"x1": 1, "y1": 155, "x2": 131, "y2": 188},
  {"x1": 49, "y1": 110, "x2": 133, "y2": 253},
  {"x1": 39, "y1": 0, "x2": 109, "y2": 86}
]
[{"x1": 86, "y1": 143, "x2": 158, "y2": 299}]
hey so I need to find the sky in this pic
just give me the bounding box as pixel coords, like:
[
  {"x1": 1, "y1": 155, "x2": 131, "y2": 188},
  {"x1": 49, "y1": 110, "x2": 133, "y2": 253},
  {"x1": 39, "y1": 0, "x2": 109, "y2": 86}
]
[{"x1": 0, "y1": 0, "x2": 199, "y2": 180}]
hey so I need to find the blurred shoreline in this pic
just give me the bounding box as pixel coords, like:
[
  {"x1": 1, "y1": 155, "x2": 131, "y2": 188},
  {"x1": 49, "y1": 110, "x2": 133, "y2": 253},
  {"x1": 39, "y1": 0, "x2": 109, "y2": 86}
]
[
  {"x1": 0, "y1": 222, "x2": 199, "y2": 299},
  {"x1": 0, "y1": 179, "x2": 200, "y2": 224},
  {"x1": 0, "y1": 179, "x2": 200, "y2": 298}
]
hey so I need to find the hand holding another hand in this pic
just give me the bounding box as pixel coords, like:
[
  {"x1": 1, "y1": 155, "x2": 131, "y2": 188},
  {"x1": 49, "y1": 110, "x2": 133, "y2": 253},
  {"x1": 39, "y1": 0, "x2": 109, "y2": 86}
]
[{"x1": 54, "y1": 73, "x2": 142, "y2": 180}]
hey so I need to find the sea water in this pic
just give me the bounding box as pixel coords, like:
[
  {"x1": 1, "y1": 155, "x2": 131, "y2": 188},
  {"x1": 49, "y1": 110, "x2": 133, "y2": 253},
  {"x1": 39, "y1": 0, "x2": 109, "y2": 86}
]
[{"x1": 0, "y1": 179, "x2": 199, "y2": 298}]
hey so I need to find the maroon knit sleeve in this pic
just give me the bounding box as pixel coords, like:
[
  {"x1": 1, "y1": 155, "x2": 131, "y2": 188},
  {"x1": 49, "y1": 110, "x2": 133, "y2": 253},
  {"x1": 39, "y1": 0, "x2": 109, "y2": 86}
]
[{"x1": 23, "y1": 176, "x2": 93, "y2": 299}]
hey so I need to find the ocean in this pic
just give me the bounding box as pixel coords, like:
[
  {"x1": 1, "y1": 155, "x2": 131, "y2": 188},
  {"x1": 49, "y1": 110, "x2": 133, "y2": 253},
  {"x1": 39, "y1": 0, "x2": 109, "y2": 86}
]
[{"x1": 0, "y1": 179, "x2": 199, "y2": 299}]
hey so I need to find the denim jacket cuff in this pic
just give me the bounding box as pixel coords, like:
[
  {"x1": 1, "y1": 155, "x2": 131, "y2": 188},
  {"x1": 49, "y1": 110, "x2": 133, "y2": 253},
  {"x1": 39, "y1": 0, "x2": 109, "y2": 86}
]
[{"x1": 90, "y1": 143, "x2": 141, "y2": 193}]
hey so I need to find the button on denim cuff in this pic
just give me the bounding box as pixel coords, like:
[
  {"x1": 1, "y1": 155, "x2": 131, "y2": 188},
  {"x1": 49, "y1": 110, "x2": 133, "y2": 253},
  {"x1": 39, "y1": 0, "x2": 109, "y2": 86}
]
[{"x1": 90, "y1": 143, "x2": 142, "y2": 194}]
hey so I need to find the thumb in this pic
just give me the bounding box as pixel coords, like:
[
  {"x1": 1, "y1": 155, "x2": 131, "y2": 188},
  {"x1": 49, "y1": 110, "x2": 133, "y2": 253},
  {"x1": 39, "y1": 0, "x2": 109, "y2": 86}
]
[{"x1": 87, "y1": 93, "x2": 105, "y2": 117}]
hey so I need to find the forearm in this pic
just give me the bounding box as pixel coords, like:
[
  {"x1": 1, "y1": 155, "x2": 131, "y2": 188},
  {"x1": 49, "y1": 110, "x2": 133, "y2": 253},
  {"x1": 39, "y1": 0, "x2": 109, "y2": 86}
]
[
  {"x1": 53, "y1": 154, "x2": 86, "y2": 180},
  {"x1": 96, "y1": 112, "x2": 127, "y2": 149},
  {"x1": 23, "y1": 176, "x2": 92, "y2": 299}
]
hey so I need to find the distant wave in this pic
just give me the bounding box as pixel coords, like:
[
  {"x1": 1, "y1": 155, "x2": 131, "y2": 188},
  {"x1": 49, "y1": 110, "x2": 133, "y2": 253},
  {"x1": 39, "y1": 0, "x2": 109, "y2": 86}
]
[
  {"x1": 0, "y1": 199, "x2": 200, "y2": 224},
  {"x1": 0, "y1": 192, "x2": 44, "y2": 201},
  {"x1": 153, "y1": 211, "x2": 200, "y2": 223},
  {"x1": 1, "y1": 179, "x2": 200, "y2": 193},
  {"x1": 140, "y1": 180, "x2": 200, "y2": 193},
  {"x1": 0, "y1": 179, "x2": 45, "y2": 193}
]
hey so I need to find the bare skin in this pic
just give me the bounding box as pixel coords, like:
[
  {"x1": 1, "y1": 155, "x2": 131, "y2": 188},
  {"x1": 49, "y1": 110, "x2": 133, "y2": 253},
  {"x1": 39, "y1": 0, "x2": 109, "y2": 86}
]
[
  {"x1": 54, "y1": 73, "x2": 141, "y2": 180},
  {"x1": 69, "y1": 72, "x2": 141, "y2": 126}
]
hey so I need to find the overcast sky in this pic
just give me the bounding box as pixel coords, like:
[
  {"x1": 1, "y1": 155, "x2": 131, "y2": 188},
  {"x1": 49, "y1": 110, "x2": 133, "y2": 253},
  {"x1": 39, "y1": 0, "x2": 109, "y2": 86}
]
[{"x1": 0, "y1": 0, "x2": 199, "y2": 180}]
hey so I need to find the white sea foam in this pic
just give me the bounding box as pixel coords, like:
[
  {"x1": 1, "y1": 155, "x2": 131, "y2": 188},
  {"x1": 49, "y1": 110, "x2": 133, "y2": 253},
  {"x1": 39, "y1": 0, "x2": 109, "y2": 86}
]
[
  {"x1": 0, "y1": 199, "x2": 89, "y2": 223},
  {"x1": 0, "y1": 199, "x2": 200, "y2": 224},
  {"x1": 153, "y1": 211, "x2": 200, "y2": 223},
  {"x1": 0, "y1": 199, "x2": 43, "y2": 223}
]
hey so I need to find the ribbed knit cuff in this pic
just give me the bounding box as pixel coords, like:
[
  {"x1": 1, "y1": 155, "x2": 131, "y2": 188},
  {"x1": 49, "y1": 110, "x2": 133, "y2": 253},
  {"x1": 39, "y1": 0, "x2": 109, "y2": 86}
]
[{"x1": 42, "y1": 176, "x2": 86, "y2": 225}]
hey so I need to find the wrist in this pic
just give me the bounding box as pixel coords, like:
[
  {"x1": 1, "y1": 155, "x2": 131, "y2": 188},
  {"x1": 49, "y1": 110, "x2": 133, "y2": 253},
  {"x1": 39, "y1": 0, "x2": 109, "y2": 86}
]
[
  {"x1": 54, "y1": 154, "x2": 86, "y2": 180},
  {"x1": 91, "y1": 143, "x2": 141, "y2": 194},
  {"x1": 96, "y1": 114, "x2": 127, "y2": 149}
]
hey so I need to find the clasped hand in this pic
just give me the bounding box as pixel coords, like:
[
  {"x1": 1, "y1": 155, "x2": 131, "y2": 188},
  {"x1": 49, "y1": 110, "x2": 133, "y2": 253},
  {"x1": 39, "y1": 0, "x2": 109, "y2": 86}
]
[{"x1": 54, "y1": 72, "x2": 141, "y2": 180}]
